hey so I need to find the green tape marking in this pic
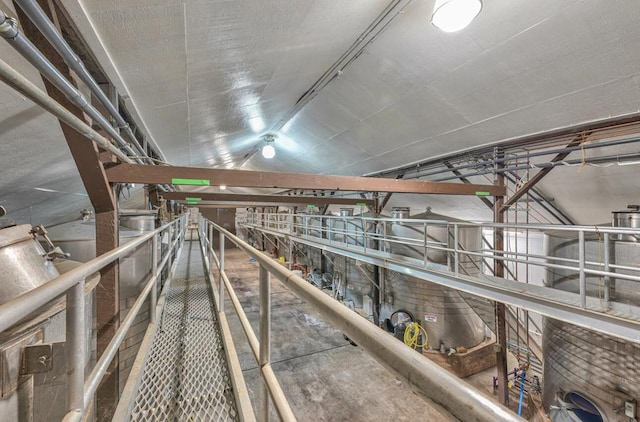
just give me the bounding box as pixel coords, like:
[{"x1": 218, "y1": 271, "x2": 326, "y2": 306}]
[
  {"x1": 356, "y1": 202, "x2": 366, "y2": 206},
  {"x1": 185, "y1": 197, "x2": 201, "y2": 202},
  {"x1": 475, "y1": 191, "x2": 491, "y2": 196},
  {"x1": 171, "y1": 178, "x2": 210, "y2": 186},
  {"x1": 306, "y1": 204, "x2": 315, "y2": 208},
  {"x1": 186, "y1": 201, "x2": 199, "y2": 205}
]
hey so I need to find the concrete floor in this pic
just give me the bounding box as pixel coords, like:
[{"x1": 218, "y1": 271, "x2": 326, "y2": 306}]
[{"x1": 216, "y1": 247, "x2": 513, "y2": 421}]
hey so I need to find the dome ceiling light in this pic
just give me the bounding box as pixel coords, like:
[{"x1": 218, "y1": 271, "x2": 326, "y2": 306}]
[
  {"x1": 261, "y1": 135, "x2": 276, "y2": 159},
  {"x1": 431, "y1": 0, "x2": 482, "y2": 33}
]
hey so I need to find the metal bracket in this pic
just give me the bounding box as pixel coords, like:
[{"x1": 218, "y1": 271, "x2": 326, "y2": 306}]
[{"x1": 21, "y1": 344, "x2": 53, "y2": 375}]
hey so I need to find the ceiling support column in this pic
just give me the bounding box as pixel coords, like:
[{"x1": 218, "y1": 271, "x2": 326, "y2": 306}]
[
  {"x1": 14, "y1": 2, "x2": 120, "y2": 419},
  {"x1": 493, "y1": 149, "x2": 509, "y2": 407}
]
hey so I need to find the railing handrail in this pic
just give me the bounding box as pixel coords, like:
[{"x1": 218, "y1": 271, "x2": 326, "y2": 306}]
[
  {"x1": 245, "y1": 210, "x2": 640, "y2": 235},
  {"x1": 208, "y1": 218, "x2": 524, "y2": 422},
  {"x1": 0, "y1": 218, "x2": 181, "y2": 333},
  {"x1": 0, "y1": 215, "x2": 186, "y2": 422}
]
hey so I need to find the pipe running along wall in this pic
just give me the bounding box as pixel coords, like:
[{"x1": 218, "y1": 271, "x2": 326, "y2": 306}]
[
  {"x1": 13, "y1": 0, "x2": 166, "y2": 164},
  {"x1": 0, "y1": 10, "x2": 143, "y2": 161},
  {"x1": 209, "y1": 220, "x2": 525, "y2": 422}
]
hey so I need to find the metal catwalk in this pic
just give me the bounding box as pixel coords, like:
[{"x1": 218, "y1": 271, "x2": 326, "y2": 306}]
[{"x1": 128, "y1": 238, "x2": 239, "y2": 421}]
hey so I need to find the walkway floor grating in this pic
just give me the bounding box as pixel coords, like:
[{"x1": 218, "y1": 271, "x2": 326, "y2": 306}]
[{"x1": 129, "y1": 239, "x2": 239, "y2": 422}]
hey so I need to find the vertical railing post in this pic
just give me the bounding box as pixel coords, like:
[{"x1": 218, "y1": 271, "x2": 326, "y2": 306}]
[
  {"x1": 423, "y1": 222, "x2": 428, "y2": 268},
  {"x1": 259, "y1": 265, "x2": 271, "y2": 422},
  {"x1": 579, "y1": 230, "x2": 586, "y2": 308},
  {"x1": 454, "y1": 224, "x2": 459, "y2": 276},
  {"x1": 604, "y1": 232, "x2": 610, "y2": 309},
  {"x1": 66, "y1": 279, "x2": 85, "y2": 417},
  {"x1": 219, "y1": 231, "x2": 226, "y2": 311},
  {"x1": 150, "y1": 233, "x2": 158, "y2": 323},
  {"x1": 208, "y1": 223, "x2": 214, "y2": 269}
]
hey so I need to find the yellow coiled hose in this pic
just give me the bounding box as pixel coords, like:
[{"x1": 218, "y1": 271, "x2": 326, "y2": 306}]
[{"x1": 404, "y1": 322, "x2": 428, "y2": 349}]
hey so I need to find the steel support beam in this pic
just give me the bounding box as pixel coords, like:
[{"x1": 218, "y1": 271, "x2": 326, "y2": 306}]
[
  {"x1": 500, "y1": 136, "x2": 586, "y2": 212},
  {"x1": 106, "y1": 164, "x2": 506, "y2": 196},
  {"x1": 164, "y1": 192, "x2": 375, "y2": 206},
  {"x1": 493, "y1": 154, "x2": 508, "y2": 407},
  {"x1": 15, "y1": 4, "x2": 119, "y2": 418},
  {"x1": 444, "y1": 162, "x2": 494, "y2": 210}
]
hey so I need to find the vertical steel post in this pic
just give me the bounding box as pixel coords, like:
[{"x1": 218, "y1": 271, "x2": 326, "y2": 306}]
[
  {"x1": 150, "y1": 233, "x2": 158, "y2": 323},
  {"x1": 604, "y1": 232, "x2": 610, "y2": 308},
  {"x1": 494, "y1": 149, "x2": 509, "y2": 407},
  {"x1": 66, "y1": 279, "x2": 85, "y2": 415},
  {"x1": 454, "y1": 224, "x2": 459, "y2": 276},
  {"x1": 220, "y1": 231, "x2": 226, "y2": 311},
  {"x1": 208, "y1": 223, "x2": 214, "y2": 267},
  {"x1": 259, "y1": 265, "x2": 271, "y2": 422},
  {"x1": 423, "y1": 222, "x2": 428, "y2": 268},
  {"x1": 579, "y1": 230, "x2": 586, "y2": 308}
]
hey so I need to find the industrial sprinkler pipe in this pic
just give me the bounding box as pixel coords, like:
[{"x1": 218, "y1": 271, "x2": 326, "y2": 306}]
[
  {"x1": 14, "y1": 0, "x2": 166, "y2": 164},
  {"x1": 0, "y1": 54, "x2": 133, "y2": 163},
  {"x1": 0, "y1": 10, "x2": 141, "y2": 161}
]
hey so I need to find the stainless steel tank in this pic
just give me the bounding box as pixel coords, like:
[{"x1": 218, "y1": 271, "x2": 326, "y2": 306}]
[
  {"x1": 612, "y1": 205, "x2": 640, "y2": 242},
  {"x1": 120, "y1": 209, "x2": 157, "y2": 232},
  {"x1": 0, "y1": 225, "x2": 60, "y2": 305},
  {"x1": 543, "y1": 223, "x2": 640, "y2": 421},
  {"x1": 0, "y1": 225, "x2": 95, "y2": 422},
  {"x1": 381, "y1": 210, "x2": 486, "y2": 349},
  {"x1": 45, "y1": 216, "x2": 156, "y2": 395}
]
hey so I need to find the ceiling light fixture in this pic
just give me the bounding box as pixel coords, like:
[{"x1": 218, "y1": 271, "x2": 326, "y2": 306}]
[
  {"x1": 220, "y1": 185, "x2": 227, "y2": 190},
  {"x1": 261, "y1": 135, "x2": 276, "y2": 159},
  {"x1": 431, "y1": 0, "x2": 482, "y2": 33}
]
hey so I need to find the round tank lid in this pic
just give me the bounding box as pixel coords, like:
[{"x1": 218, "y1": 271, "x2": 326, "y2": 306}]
[
  {"x1": 46, "y1": 220, "x2": 147, "y2": 241},
  {"x1": 0, "y1": 224, "x2": 35, "y2": 249},
  {"x1": 613, "y1": 204, "x2": 640, "y2": 214},
  {"x1": 119, "y1": 209, "x2": 158, "y2": 216}
]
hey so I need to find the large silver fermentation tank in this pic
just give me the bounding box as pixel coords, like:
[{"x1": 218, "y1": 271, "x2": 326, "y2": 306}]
[
  {"x1": 0, "y1": 224, "x2": 97, "y2": 421},
  {"x1": 45, "y1": 210, "x2": 158, "y2": 394},
  {"x1": 381, "y1": 209, "x2": 486, "y2": 349},
  {"x1": 543, "y1": 207, "x2": 640, "y2": 422}
]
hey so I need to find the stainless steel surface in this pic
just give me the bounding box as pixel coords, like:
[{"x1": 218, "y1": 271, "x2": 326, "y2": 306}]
[
  {"x1": 210, "y1": 220, "x2": 523, "y2": 422},
  {"x1": 543, "y1": 228, "x2": 640, "y2": 422},
  {"x1": 119, "y1": 210, "x2": 157, "y2": 232},
  {"x1": 0, "y1": 225, "x2": 60, "y2": 306},
  {"x1": 46, "y1": 217, "x2": 156, "y2": 392},
  {"x1": 613, "y1": 206, "x2": 640, "y2": 241}
]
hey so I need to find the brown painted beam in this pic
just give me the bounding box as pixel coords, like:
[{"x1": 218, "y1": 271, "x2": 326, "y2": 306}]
[
  {"x1": 163, "y1": 192, "x2": 374, "y2": 206},
  {"x1": 107, "y1": 164, "x2": 506, "y2": 196},
  {"x1": 500, "y1": 135, "x2": 586, "y2": 211},
  {"x1": 444, "y1": 162, "x2": 494, "y2": 210},
  {"x1": 16, "y1": 3, "x2": 120, "y2": 419}
]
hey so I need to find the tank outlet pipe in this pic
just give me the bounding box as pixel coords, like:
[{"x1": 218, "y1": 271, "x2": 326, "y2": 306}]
[
  {"x1": 14, "y1": 0, "x2": 163, "y2": 164},
  {"x1": 0, "y1": 10, "x2": 140, "y2": 161},
  {"x1": 0, "y1": 54, "x2": 133, "y2": 163}
]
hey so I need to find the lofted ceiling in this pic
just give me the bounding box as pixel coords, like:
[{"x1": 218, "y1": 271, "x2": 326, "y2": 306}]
[{"x1": 1, "y1": 0, "x2": 640, "y2": 226}]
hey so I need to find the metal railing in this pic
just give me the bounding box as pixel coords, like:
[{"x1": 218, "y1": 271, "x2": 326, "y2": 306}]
[
  {"x1": 0, "y1": 215, "x2": 186, "y2": 422},
  {"x1": 202, "y1": 217, "x2": 524, "y2": 422},
  {"x1": 200, "y1": 217, "x2": 295, "y2": 422},
  {"x1": 242, "y1": 211, "x2": 640, "y2": 311}
]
